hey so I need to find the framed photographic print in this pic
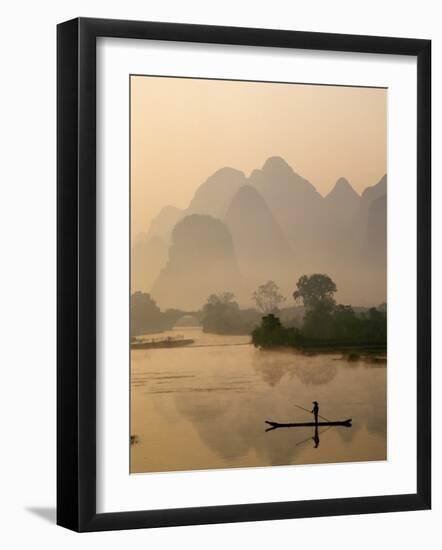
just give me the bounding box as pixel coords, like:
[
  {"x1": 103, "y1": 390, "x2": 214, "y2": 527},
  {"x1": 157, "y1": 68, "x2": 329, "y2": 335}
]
[{"x1": 57, "y1": 17, "x2": 431, "y2": 531}]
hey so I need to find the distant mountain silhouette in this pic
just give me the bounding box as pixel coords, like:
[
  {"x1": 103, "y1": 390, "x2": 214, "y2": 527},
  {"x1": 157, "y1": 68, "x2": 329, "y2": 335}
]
[
  {"x1": 187, "y1": 167, "x2": 247, "y2": 219},
  {"x1": 320, "y1": 177, "x2": 361, "y2": 265},
  {"x1": 151, "y1": 214, "x2": 243, "y2": 310},
  {"x1": 225, "y1": 185, "x2": 293, "y2": 291},
  {"x1": 360, "y1": 192, "x2": 387, "y2": 303},
  {"x1": 351, "y1": 174, "x2": 387, "y2": 245},
  {"x1": 249, "y1": 156, "x2": 324, "y2": 250},
  {"x1": 361, "y1": 174, "x2": 387, "y2": 206},
  {"x1": 146, "y1": 205, "x2": 183, "y2": 242},
  {"x1": 324, "y1": 177, "x2": 360, "y2": 222},
  {"x1": 365, "y1": 193, "x2": 387, "y2": 262},
  {"x1": 136, "y1": 170, "x2": 245, "y2": 296},
  {"x1": 131, "y1": 233, "x2": 168, "y2": 293},
  {"x1": 134, "y1": 158, "x2": 387, "y2": 308}
]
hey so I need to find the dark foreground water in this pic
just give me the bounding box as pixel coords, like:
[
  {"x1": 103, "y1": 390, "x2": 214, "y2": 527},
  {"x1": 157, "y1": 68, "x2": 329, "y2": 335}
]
[{"x1": 130, "y1": 327, "x2": 386, "y2": 473}]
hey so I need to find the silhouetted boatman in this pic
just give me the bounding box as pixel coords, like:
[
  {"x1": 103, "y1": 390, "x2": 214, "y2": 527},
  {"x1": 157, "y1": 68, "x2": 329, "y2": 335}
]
[{"x1": 311, "y1": 401, "x2": 319, "y2": 424}]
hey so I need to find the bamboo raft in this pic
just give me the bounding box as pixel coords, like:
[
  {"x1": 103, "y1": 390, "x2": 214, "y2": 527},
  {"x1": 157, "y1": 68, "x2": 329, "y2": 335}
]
[{"x1": 265, "y1": 419, "x2": 352, "y2": 428}]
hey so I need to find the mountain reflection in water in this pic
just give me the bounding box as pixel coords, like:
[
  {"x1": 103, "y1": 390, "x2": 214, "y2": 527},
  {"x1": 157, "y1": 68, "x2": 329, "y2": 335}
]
[{"x1": 130, "y1": 327, "x2": 386, "y2": 473}]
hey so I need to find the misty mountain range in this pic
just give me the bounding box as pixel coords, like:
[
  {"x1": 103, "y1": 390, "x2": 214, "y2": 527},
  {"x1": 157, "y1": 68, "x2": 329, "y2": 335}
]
[{"x1": 132, "y1": 156, "x2": 386, "y2": 310}]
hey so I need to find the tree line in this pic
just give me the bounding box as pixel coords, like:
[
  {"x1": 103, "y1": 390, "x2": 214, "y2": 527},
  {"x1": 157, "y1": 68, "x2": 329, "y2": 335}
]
[
  {"x1": 131, "y1": 275, "x2": 386, "y2": 350},
  {"x1": 252, "y1": 274, "x2": 386, "y2": 350},
  {"x1": 131, "y1": 280, "x2": 287, "y2": 336}
]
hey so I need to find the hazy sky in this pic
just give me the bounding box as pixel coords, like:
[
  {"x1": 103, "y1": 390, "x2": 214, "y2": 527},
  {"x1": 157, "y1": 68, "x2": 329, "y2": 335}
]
[{"x1": 131, "y1": 76, "x2": 387, "y2": 237}]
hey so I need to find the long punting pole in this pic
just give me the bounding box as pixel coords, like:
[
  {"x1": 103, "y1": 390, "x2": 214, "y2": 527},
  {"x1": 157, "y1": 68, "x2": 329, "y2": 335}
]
[{"x1": 293, "y1": 403, "x2": 330, "y2": 422}]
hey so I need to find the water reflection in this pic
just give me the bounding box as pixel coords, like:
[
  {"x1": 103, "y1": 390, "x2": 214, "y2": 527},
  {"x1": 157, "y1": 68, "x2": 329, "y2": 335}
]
[
  {"x1": 252, "y1": 350, "x2": 338, "y2": 386},
  {"x1": 131, "y1": 328, "x2": 386, "y2": 473}
]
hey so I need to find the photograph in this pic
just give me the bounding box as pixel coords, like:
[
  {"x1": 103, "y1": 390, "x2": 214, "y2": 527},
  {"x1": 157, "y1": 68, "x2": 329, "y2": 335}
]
[
  {"x1": 0, "y1": 0, "x2": 434, "y2": 541},
  {"x1": 130, "y1": 75, "x2": 388, "y2": 474}
]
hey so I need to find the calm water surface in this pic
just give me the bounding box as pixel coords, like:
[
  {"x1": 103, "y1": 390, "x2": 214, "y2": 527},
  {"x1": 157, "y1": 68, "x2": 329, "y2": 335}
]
[{"x1": 131, "y1": 327, "x2": 386, "y2": 473}]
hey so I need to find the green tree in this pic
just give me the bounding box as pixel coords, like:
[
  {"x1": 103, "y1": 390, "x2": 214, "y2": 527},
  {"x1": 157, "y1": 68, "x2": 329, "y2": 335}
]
[
  {"x1": 201, "y1": 292, "x2": 240, "y2": 334},
  {"x1": 252, "y1": 280, "x2": 286, "y2": 314},
  {"x1": 359, "y1": 307, "x2": 387, "y2": 343},
  {"x1": 201, "y1": 292, "x2": 261, "y2": 335},
  {"x1": 292, "y1": 274, "x2": 337, "y2": 341},
  {"x1": 302, "y1": 301, "x2": 334, "y2": 340},
  {"x1": 131, "y1": 292, "x2": 163, "y2": 336},
  {"x1": 252, "y1": 313, "x2": 301, "y2": 348},
  {"x1": 293, "y1": 274, "x2": 337, "y2": 311},
  {"x1": 205, "y1": 292, "x2": 237, "y2": 309},
  {"x1": 330, "y1": 304, "x2": 359, "y2": 340}
]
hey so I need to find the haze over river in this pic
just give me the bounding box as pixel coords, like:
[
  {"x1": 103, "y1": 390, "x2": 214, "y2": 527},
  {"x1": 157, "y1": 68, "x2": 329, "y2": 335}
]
[{"x1": 131, "y1": 327, "x2": 386, "y2": 473}]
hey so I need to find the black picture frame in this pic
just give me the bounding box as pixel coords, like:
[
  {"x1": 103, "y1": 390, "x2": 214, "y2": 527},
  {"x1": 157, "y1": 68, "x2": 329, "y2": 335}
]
[{"x1": 57, "y1": 17, "x2": 431, "y2": 532}]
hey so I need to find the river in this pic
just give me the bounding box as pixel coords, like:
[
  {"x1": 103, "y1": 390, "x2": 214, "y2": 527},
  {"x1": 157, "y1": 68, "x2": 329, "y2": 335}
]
[{"x1": 130, "y1": 326, "x2": 386, "y2": 473}]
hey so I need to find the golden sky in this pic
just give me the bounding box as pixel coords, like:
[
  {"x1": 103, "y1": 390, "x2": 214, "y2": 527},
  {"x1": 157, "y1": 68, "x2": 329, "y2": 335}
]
[{"x1": 131, "y1": 76, "x2": 387, "y2": 237}]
